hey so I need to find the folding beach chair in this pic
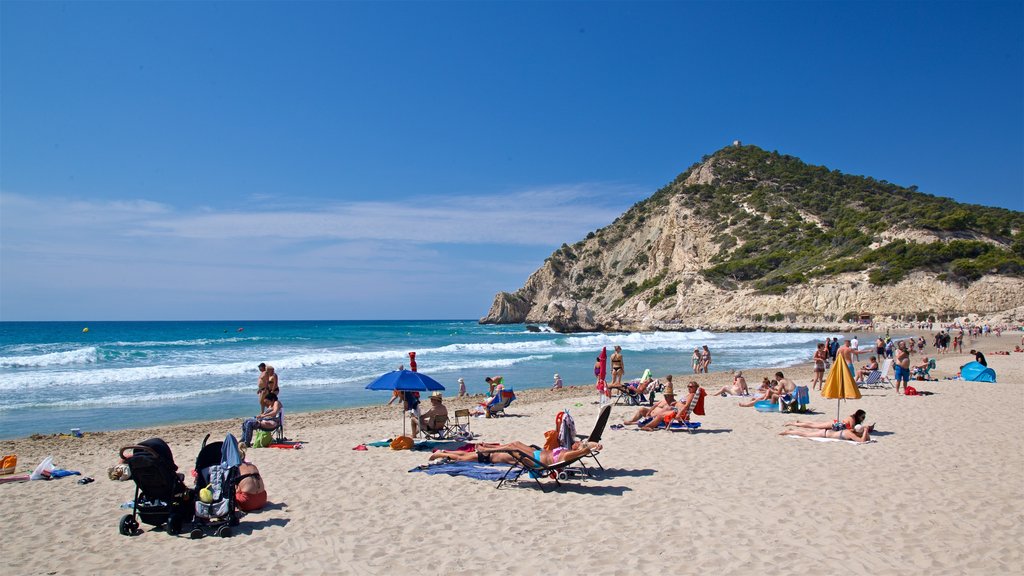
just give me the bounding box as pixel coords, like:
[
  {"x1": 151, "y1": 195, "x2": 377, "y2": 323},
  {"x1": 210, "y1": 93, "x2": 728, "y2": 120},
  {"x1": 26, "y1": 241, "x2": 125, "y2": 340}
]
[
  {"x1": 419, "y1": 414, "x2": 450, "y2": 440},
  {"x1": 913, "y1": 359, "x2": 937, "y2": 380},
  {"x1": 272, "y1": 410, "x2": 287, "y2": 443},
  {"x1": 780, "y1": 385, "x2": 811, "y2": 412},
  {"x1": 861, "y1": 359, "x2": 893, "y2": 389},
  {"x1": 442, "y1": 409, "x2": 473, "y2": 440},
  {"x1": 486, "y1": 390, "x2": 516, "y2": 417}
]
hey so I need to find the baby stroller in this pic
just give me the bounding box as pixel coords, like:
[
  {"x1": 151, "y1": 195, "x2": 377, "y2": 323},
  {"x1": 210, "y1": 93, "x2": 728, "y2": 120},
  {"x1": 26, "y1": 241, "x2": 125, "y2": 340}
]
[
  {"x1": 189, "y1": 433, "x2": 248, "y2": 538},
  {"x1": 118, "y1": 438, "x2": 192, "y2": 536}
]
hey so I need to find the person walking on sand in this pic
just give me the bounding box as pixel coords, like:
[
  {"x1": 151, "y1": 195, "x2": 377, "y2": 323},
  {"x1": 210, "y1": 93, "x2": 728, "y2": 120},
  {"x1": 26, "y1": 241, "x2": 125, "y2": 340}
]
[
  {"x1": 836, "y1": 340, "x2": 861, "y2": 379},
  {"x1": 812, "y1": 343, "x2": 827, "y2": 390},
  {"x1": 699, "y1": 345, "x2": 712, "y2": 373},
  {"x1": 610, "y1": 346, "x2": 624, "y2": 387}
]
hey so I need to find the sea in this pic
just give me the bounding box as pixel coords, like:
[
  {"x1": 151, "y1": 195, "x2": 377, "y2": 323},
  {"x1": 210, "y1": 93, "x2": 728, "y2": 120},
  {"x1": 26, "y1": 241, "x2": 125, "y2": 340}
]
[{"x1": 0, "y1": 320, "x2": 840, "y2": 440}]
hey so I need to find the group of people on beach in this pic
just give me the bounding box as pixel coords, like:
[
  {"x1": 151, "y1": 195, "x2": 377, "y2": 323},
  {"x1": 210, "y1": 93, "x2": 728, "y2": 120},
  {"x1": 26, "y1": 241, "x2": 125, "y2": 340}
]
[{"x1": 239, "y1": 362, "x2": 283, "y2": 449}]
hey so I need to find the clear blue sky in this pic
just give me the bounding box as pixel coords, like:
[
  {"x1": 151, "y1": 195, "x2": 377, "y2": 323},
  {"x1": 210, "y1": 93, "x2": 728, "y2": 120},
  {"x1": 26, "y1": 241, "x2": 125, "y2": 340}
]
[{"x1": 2, "y1": 1, "x2": 1021, "y2": 321}]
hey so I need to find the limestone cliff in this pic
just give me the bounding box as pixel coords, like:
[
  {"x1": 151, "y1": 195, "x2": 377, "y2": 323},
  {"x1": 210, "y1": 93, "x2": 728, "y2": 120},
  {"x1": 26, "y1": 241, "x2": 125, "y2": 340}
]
[{"x1": 481, "y1": 145, "x2": 1024, "y2": 332}]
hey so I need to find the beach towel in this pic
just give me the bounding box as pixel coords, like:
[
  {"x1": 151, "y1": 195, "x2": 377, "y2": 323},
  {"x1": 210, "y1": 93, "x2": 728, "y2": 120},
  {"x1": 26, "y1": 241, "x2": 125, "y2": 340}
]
[
  {"x1": 268, "y1": 443, "x2": 304, "y2": 449},
  {"x1": 410, "y1": 440, "x2": 471, "y2": 452},
  {"x1": 787, "y1": 435, "x2": 875, "y2": 445},
  {"x1": 408, "y1": 461, "x2": 508, "y2": 481},
  {"x1": 682, "y1": 388, "x2": 706, "y2": 418},
  {"x1": 557, "y1": 410, "x2": 577, "y2": 449}
]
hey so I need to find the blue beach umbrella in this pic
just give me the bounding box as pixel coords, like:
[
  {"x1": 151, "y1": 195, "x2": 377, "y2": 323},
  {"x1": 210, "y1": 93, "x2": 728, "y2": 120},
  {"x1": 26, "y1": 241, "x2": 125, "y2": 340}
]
[
  {"x1": 366, "y1": 370, "x2": 445, "y2": 438},
  {"x1": 366, "y1": 370, "x2": 445, "y2": 392}
]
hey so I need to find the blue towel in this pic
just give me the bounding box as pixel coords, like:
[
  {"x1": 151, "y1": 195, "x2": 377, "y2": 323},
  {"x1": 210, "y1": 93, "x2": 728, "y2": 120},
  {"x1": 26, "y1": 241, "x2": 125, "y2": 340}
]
[
  {"x1": 408, "y1": 461, "x2": 508, "y2": 481},
  {"x1": 411, "y1": 441, "x2": 471, "y2": 452},
  {"x1": 50, "y1": 469, "x2": 81, "y2": 478}
]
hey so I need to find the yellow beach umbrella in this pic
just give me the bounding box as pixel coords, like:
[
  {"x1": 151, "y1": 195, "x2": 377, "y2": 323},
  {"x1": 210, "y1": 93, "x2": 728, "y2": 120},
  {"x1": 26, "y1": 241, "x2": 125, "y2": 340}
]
[{"x1": 822, "y1": 358, "x2": 861, "y2": 420}]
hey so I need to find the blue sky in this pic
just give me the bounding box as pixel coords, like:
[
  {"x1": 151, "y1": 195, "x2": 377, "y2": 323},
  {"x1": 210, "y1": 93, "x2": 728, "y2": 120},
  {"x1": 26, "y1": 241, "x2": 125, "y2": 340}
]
[{"x1": 1, "y1": 1, "x2": 1021, "y2": 321}]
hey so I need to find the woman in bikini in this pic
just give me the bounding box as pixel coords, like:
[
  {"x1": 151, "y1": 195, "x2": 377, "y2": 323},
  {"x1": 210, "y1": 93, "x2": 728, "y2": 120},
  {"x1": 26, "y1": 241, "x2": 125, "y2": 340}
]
[
  {"x1": 780, "y1": 409, "x2": 873, "y2": 442},
  {"x1": 428, "y1": 441, "x2": 602, "y2": 466},
  {"x1": 699, "y1": 345, "x2": 712, "y2": 373},
  {"x1": 811, "y1": 343, "x2": 827, "y2": 390},
  {"x1": 691, "y1": 348, "x2": 701, "y2": 374},
  {"x1": 610, "y1": 346, "x2": 624, "y2": 387}
]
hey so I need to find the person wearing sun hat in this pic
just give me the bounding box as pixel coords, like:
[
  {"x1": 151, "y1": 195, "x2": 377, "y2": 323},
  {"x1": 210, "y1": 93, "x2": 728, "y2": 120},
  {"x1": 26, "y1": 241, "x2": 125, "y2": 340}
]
[
  {"x1": 457, "y1": 377, "x2": 467, "y2": 397},
  {"x1": 411, "y1": 391, "x2": 447, "y2": 437},
  {"x1": 551, "y1": 373, "x2": 563, "y2": 390},
  {"x1": 622, "y1": 388, "x2": 676, "y2": 426}
]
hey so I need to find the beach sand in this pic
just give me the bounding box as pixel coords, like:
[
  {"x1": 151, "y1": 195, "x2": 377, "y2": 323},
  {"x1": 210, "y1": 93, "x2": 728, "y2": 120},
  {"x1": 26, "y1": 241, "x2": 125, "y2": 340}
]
[{"x1": 1, "y1": 333, "x2": 1022, "y2": 575}]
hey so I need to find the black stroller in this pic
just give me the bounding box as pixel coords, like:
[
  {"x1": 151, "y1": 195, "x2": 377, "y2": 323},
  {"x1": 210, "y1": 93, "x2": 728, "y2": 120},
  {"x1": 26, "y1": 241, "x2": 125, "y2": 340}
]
[
  {"x1": 118, "y1": 438, "x2": 192, "y2": 536},
  {"x1": 189, "y1": 434, "x2": 250, "y2": 539}
]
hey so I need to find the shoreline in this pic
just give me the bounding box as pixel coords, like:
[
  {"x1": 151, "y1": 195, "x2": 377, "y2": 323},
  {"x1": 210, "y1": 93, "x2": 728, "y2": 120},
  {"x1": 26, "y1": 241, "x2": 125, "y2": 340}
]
[
  {"x1": 2, "y1": 329, "x2": 1014, "y2": 449},
  {"x1": 1, "y1": 332, "x2": 1021, "y2": 574}
]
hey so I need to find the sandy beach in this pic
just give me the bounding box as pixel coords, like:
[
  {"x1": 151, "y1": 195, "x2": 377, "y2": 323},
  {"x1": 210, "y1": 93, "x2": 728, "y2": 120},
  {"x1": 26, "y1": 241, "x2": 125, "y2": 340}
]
[{"x1": 1, "y1": 332, "x2": 1022, "y2": 575}]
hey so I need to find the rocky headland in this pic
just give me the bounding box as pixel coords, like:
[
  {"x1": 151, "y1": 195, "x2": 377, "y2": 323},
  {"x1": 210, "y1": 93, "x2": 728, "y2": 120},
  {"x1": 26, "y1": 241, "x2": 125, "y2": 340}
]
[{"x1": 481, "y1": 144, "x2": 1024, "y2": 332}]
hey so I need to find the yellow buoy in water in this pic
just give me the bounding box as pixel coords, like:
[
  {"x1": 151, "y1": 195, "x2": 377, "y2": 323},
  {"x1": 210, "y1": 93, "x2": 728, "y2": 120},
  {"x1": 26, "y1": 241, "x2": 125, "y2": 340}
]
[{"x1": 82, "y1": 327, "x2": 89, "y2": 333}]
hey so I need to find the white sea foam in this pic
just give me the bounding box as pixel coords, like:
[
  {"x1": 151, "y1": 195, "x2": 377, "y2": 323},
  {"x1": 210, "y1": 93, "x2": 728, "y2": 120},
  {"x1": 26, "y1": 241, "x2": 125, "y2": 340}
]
[
  {"x1": 107, "y1": 336, "x2": 267, "y2": 347},
  {"x1": 0, "y1": 385, "x2": 253, "y2": 411},
  {"x1": 0, "y1": 347, "x2": 98, "y2": 368}
]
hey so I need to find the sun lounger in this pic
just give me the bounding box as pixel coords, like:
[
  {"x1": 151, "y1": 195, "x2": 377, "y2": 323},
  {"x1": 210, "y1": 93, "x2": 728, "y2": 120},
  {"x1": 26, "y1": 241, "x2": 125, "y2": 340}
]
[
  {"x1": 571, "y1": 405, "x2": 610, "y2": 477},
  {"x1": 494, "y1": 447, "x2": 596, "y2": 492}
]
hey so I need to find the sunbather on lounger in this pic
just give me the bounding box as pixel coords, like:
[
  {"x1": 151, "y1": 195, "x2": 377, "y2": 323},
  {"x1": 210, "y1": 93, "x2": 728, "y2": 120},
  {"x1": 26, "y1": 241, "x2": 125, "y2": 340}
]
[
  {"x1": 643, "y1": 381, "x2": 703, "y2": 431},
  {"x1": 623, "y1": 391, "x2": 676, "y2": 425},
  {"x1": 428, "y1": 441, "x2": 602, "y2": 466}
]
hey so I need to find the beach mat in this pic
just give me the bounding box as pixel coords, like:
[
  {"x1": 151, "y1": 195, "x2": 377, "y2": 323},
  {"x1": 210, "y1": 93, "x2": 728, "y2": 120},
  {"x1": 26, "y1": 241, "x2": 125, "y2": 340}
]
[{"x1": 408, "y1": 461, "x2": 508, "y2": 481}]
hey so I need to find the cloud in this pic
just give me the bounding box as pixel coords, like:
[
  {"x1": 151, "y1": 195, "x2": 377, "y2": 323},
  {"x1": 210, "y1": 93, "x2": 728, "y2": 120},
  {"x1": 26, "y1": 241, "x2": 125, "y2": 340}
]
[{"x1": 0, "y1": 183, "x2": 643, "y2": 319}]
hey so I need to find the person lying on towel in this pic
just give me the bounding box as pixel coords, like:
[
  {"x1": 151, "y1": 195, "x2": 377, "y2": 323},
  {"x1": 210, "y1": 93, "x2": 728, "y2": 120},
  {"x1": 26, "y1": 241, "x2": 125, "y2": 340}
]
[{"x1": 779, "y1": 410, "x2": 874, "y2": 443}]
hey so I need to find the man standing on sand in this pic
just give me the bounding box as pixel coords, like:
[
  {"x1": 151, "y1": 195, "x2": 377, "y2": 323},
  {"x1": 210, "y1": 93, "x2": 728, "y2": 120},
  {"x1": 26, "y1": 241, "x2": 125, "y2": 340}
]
[
  {"x1": 610, "y1": 346, "x2": 624, "y2": 388},
  {"x1": 257, "y1": 363, "x2": 279, "y2": 407},
  {"x1": 836, "y1": 340, "x2": 861, "y2": 379},
  {"x1": 894, "y1": 341, "x2": 911, "y2": 394}
]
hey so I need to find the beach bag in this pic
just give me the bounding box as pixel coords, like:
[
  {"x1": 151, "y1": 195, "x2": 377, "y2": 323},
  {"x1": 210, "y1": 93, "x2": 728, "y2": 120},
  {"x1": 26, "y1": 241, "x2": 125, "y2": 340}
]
[
  {"x1": 252, "y1": 429, "x2": 273, "y2": 448},
  {"x1": 905, "y1": 386, "x2": 919, "y2": 396},
  {"x1": 543, "y1": 430, "x2": 559, "y2": 451},
  {"x1": 0, "y1": 454, "x2": 15, "y2": 475},
  {"x1": 390, "y1": 435, "x2": 414, "y2": 451}
]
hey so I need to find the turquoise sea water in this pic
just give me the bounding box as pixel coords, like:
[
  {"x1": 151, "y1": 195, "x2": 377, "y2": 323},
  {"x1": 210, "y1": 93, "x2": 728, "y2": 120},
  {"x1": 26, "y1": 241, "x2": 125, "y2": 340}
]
[{"x1": 0, "y1": 320, "x2": 838, "y2": 439}]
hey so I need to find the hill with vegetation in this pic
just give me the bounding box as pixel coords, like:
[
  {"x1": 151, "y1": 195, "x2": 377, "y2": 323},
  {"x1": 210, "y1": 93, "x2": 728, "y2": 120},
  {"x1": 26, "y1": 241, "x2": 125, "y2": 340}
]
[{"x1": 482, "y1": 144, "x2": 1024, "y2": 331}]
